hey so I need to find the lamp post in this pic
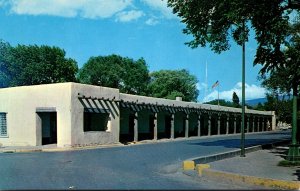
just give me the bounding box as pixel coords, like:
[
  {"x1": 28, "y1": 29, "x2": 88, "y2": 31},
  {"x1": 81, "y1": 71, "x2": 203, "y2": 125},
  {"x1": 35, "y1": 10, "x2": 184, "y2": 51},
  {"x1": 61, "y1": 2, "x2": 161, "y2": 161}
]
[
  {"x1": 240, "y1": 20, "x2": 246, "y2": 157},
  {"x1": 287, "y1": 85, "x2": 300, "y2": 161}
]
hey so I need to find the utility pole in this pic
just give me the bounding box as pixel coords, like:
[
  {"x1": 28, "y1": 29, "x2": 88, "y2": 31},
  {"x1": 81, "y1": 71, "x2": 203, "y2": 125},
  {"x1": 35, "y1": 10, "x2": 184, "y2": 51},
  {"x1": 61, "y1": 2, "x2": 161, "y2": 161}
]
[
  {"x1": 287, "y1": 85, "x2": 300, "y2": 161},
  {"x1": 240, "y1": 20, "x2": 246, "y2": 157},
  {"x1": 205, "y1": 60, "x2": 208, "y2": 99}
]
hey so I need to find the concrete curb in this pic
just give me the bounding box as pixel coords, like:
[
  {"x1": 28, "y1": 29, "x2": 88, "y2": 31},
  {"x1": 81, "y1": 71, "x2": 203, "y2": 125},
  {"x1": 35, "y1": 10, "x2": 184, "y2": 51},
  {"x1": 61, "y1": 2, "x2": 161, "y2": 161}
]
[
  {"x1": 181, "y1": 139, "x2": 294, "y2": 189},
  {"x1": 188, "y1": 139, "x2": 290, "y2": 164},
  {"x1": 202, "y1": 168, "x2": 300, "y2": 190}
]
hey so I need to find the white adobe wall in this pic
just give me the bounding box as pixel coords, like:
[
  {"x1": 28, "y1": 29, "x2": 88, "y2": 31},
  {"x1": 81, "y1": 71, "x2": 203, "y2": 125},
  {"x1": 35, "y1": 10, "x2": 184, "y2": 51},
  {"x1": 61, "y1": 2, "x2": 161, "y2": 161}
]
[
  {"x1": 0, "y1": 83, "x2": 73, "y2": 147},
  {"x1": 70, "y1": 83, "x2": 120, "y2": 146},
  {"x1": 0, "y1": 83, "x2": 121, "y2": 147}
]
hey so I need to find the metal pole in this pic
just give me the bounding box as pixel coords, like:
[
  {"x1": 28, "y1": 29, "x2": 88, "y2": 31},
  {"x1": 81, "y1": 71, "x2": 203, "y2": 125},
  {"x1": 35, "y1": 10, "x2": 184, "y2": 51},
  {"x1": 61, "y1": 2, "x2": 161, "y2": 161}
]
[
  {"x1": 218, "y1": 83, "x2": 220, "y2": 106},
  {"x1": 240, "y1": 20, "x2": 246, "y2": 157},
  {"x1": 292, "y1": 92, "x2": 297, "y2": 145},
  {"x1": 287, "y1": 87, "x2": 300, "y2": 161}
]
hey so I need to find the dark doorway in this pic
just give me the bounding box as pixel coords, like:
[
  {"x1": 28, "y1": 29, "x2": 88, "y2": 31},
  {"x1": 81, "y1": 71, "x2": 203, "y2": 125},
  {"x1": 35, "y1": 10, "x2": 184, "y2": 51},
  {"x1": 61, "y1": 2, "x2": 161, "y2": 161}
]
[
  {"x1": 38, "y1": 112, "x2": 57, "y2": 145},
  {"x1": 119, "y1": 113, "x2": 135, "y2": 144},
  {"x1": 165, "y1": 115, "x2": 172, "y2": 138}
]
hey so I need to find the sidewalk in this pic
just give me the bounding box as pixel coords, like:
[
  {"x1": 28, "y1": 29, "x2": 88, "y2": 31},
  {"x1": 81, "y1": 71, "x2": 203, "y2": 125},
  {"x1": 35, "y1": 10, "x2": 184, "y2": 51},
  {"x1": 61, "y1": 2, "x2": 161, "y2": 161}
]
[
  {"x1": 0, "y1": 143, "x2": 124, "y2": 153},
  {"x1": 184, "y1": 145, "x2": 300, "y2": 189}
]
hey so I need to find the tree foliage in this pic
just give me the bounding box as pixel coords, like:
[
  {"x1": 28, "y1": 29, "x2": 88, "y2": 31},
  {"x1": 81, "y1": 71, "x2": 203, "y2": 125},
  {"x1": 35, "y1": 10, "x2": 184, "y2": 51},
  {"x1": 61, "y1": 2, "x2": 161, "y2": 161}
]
[
  {"x1": 0, "y1": 41, "x2": 78, "y2": 87},
  {"x1": 255, "y1": 94, "x2": 293, "y2": 123},
  {"x1": 232, "y1": 91, "x2": 240, "y2": 107},
  {"x1": 260, "y1": 15, "x2": 300, "y2": 94},
  {"x1": 0, "y1": 40, "x2": 12, "y2": 88},
  {"x1": 204, "y1": 99, "x2": 235, "y2": 107},
  {"x1": 205, "y1": 98, "x2": 253, "y2": 109},
  {"x1": 167, "y1": 0, "x2": 296, "y2": 73},
  {"x1": 147, "y1": 69, "x2": 199, "y2": 102},
  {"x1": 78, "y1": 54, "x2": 150, "y2": 95},
  {"x1": 259, "y1": 17, "x2": 300, "y2": 124}
]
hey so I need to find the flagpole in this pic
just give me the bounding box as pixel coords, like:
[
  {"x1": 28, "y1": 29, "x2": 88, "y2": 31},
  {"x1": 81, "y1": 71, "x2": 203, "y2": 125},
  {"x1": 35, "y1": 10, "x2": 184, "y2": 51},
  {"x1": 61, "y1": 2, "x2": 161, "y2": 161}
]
[
  {"x1": 205, "y1": 60, "x2": 208, "y2": 99},
  {"x1": 218, "y1": 83, "x2": 220, "y2": 106}
]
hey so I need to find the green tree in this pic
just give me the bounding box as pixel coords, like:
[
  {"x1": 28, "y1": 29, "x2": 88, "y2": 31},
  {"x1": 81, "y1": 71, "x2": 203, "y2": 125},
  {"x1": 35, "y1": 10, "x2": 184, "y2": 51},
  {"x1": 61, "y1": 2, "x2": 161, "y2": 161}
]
[
  {"x1": 78, "y1": 54, "x2": 150, "y2": 95},
  {"x1": 147, "y1": 69, "x2": 199, "y2": 102},
  {"x1": 167, "y1": 0, "x2": 298, "y2": 71},
  {"x1": 255, "y1": 102, "x2": 265, "y2": 111},
  {"x1": 260, "y1": 94, "x2": 293, "y2": 123},
  {"x1": 0, "y1": 42, "x2": 78, "y2": 87},
  {"x1": 204, "y1": 99, "x2": 234, "y2": 107},
  {"x1": 0, "y1": 40, "x2": 12, "y2": 88},
  {"x1": 232, "y1": 91, "x2": 240, "y2": 107},
  {"x1": 260, "y1": 17, "x2": 300, "y2": 123}
]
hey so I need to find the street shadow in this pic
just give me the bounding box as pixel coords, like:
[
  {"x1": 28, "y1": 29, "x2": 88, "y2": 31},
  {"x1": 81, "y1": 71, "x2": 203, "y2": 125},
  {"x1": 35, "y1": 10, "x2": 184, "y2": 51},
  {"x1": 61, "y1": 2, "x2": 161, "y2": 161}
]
[
  {"x1": 269, "y1": 147, "x2": 288, "y2": 159},
  {"x1": 293, "y1": 169, "x2": 300, "y2": 181},
  {"x1": 262, "y1": 130, "x2": 291, "y2": 136},
  {"x1": 187, "y1": 138, "x2": 290, "y2": 149}
]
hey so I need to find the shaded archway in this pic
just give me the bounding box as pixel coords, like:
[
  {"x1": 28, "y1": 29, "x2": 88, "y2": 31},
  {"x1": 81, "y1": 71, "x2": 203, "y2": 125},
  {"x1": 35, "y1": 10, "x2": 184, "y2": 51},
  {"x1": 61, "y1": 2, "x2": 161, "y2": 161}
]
[
  {"x1": 210, "y1": 113, "x2": 218, "y2": 135},
  {"x1": 138, "y1": 109, "x2": 154, "y2": 141},
  {"x1": 119, "y1": 107, "x2": 135, "y2": 144},
  {"x1": 188, "y1": 112, "x2": 198, "y2": 137},
  {"x1": 157, "y1": 111, "x2": 172, "y2": 139},
  {"x1": 174, "y1": 111, "x2": 186, "y2": 138},
  {"x1": 200, "y1": 113, "x2": 209, "y2": 136}
]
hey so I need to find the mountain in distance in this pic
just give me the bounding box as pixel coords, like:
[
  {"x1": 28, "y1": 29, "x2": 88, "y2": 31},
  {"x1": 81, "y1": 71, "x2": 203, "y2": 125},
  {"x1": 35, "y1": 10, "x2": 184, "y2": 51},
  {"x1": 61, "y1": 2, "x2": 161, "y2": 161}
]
[
  {"x1": 246, "y1": 95, "x2": 292, "y2": 107},
  {"x1": 246, "y1": 98, "x2": 267, "y2": 106}
]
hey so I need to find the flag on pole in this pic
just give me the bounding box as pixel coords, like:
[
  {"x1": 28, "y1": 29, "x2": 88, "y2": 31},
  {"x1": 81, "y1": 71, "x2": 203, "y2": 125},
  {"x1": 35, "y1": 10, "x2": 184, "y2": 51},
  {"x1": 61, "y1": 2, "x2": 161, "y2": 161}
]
[{"x1": 211, "y1": 80, "x2": 219, "y2": 89}]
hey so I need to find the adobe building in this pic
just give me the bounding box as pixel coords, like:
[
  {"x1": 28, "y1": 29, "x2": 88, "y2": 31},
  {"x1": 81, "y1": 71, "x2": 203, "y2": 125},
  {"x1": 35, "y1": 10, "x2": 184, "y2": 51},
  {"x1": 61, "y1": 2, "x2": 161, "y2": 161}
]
[{"x1": 0, "y1": 82, "x2": 276, "y2": 147}]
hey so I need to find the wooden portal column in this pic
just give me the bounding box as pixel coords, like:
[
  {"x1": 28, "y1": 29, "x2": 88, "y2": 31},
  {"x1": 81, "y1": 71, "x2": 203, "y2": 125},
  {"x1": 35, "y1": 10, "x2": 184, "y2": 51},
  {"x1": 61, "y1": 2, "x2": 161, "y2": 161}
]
[
  {"x1": 153, "y1": 113, "x2": 158, "y2": 140},
  {"x1": 267, "y1": 119, "x2": 270, "y2": 131},
  {"x1": 234, "y1": 116, "x2": 237, "y2": 134},
  {"x1": 226, "y1": 115, "x2": 229, "y2": 135},
  {"x1": 197, "y1": 114, "x2": 201, "y2": 137},
  {"x1": 185, "y1": 114, "x2": 189, "y2": 138},
  {"x1": 246, "y1": 116, "x2": 249, "y2": 133},
  {"x1": 208, "y1": 114, "x2": 211, "y2": 136},
  {"x1": 134, "y1": 112, "x2": 138, "y2": 142},
  {"x1": 170, "y1": 113, "x2": 174, "y2": 139},
  {"x1": 217, "y1": 114, "x2": 221, "y2": 135}
]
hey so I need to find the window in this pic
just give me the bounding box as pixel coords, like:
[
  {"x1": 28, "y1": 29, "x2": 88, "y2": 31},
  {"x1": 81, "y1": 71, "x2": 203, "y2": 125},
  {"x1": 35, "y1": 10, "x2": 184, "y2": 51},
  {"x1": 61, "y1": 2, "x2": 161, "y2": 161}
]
[
  {"x1": 0, "y1": 113, "x2": 7, "y2": 137},
  {"x1": 84, "y1": 111, "x2": 110, "y2": 132}
]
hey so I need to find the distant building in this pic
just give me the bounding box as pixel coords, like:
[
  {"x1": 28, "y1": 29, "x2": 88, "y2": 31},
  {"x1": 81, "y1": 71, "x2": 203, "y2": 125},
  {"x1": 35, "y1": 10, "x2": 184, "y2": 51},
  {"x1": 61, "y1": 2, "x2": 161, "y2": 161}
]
[{"x1": 0, "y1": 83, "x2": 276, "y2": 147}]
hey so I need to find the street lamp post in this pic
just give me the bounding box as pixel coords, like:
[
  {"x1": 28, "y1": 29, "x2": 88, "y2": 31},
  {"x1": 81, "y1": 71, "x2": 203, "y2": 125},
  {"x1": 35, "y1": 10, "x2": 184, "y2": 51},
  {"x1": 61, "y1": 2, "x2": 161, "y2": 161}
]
[
  {"x1": 240, "y1": 20, "x2": 246, "y2": 157},
  {"x1": 287, "y1": 85, "x2": 300, "y2": 162}
]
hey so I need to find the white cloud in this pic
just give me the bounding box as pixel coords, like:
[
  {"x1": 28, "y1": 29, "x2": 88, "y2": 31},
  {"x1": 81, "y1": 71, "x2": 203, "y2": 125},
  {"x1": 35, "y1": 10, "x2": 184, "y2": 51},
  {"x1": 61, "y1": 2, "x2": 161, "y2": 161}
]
[
  {"x1": 0, "y1": 0, "x2": 6, "y2": 7},
  {"x1": 115, "y1": 10, "x2": 144, "y2": 22},
  {"x1": 197, "y1": 82, "x2": 208, "y2": 91},
  {"x1": 203, "y1": 82, "x2": 266, "y2": 102},
  {"x1": 145, "y1": 17, "x2": 159, "y2": 25},
  {"x1": 5, "y1": 0, "x2": 134, "y2": 19},
  {"x1": 142, "y1": 0, "x2": 177, "y2": 19}
]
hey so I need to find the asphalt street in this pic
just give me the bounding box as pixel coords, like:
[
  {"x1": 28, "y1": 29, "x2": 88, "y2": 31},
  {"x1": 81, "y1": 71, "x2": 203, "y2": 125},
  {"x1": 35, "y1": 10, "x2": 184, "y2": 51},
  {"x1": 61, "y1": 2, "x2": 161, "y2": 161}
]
[{"x1": 0, "y1": 131, "x2": 291, "y2": 189}]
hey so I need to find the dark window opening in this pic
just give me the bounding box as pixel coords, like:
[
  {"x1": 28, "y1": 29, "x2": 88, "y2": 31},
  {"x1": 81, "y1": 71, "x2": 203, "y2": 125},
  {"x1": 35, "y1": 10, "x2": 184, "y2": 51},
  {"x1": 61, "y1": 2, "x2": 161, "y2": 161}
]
[
  {"x1": 0, "y1": 113, "x2": 7, "y2": 137},
  {"x1": 84, "y1": 112, "x2": 110, "y2": 132},
  {"x1": 38, "y1": 112, "x2": 57, "y2": 145}
]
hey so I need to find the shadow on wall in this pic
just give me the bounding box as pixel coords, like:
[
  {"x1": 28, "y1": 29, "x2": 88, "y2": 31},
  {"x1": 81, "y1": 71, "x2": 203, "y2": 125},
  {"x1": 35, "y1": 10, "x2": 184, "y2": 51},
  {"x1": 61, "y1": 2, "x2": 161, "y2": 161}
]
[{"x1": 78, "y1": 98, "x2": 119, "y2": 119}]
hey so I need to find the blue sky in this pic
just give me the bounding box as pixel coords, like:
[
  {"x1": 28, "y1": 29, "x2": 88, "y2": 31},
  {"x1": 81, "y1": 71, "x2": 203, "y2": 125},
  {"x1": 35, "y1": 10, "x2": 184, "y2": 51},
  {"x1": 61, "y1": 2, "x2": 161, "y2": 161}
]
[{"x1": 0, "y1": 0, "x2": 267, "y2": 102}]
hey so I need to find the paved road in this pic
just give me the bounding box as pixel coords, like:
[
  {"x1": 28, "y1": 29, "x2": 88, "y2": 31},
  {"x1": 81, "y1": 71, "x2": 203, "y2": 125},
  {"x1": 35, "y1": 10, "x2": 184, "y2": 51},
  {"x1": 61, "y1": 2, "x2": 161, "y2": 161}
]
[{"x1": 0, "y1": 131, "x2": 291, "y2": 189}]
